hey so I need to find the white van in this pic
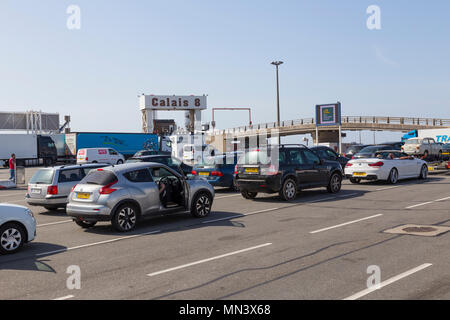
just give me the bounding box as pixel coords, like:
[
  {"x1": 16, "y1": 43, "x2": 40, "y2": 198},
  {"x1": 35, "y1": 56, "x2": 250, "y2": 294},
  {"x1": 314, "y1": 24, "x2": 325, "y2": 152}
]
[
  {"x1": 77, "y1": 148, "x2": 125, "y2": 165},
  {"x1": 183, "y1": 144, "x2": 216, "y2": 163}
]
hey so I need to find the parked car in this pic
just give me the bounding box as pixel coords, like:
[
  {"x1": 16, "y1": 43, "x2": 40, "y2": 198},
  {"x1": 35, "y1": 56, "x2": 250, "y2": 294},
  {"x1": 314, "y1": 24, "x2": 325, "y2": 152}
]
[
  {"x1": 25, "y1": 163, "x2": 108, "y2": 211},
  {"x1": 126, "y1": 155, "x2": 192, "y2": 176},
  {"x1": 77, "y1": 148, "x2": 125, "y2": 165},
  {"x1": 441, "y1": 143, "x2": 450, "y2": 160},
  {"x1": 343, "y1": 144, "x2": 370, "y2": 159},
  {"x1": 133, "y1": 150, "x2": 171, "y2": 157},
  {"x1": 352, "y1": 145, "x2": 393, "y2": 159},
  {"x1": 235, "y1": 145, "x2": 343, "y2": 201},
  {"x1": 66, "y1": 163, "x2": 215, "y2": 232},
  {"x1": 379, "y1": 141, "x2": 404, "y2": 150},
  {"x1": 401, "y1": 137, "x2": 443, "y2": 159},
  {"x1": 344, "y1": 150, "x2": 428, "y2": 184},
  {"x1": 310, "y1": 146, "x2": 349, "y2": 170},
  {"x1": 0, "y1": 204, "x2": 36, "y2": 254},
  {"x1": 192, "y1": 152, "x2": 240, "y2": 190}
]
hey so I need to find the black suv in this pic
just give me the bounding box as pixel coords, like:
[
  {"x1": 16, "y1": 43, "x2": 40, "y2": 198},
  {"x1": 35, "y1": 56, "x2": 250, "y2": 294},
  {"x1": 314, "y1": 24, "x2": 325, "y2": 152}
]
[
  {"x1": 309, "y1": 146, "x2": 349, "y2": 170},
  {"x1": 235, "y1": 145, "x2": 343, "y2": 201}
]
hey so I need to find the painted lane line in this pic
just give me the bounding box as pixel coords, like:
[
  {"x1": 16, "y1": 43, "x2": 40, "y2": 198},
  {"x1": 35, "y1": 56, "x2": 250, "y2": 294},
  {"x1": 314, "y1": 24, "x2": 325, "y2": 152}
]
[
  {"x1": 434, "y1": 196, "x2": 450, "y2": 202},
  {"x1": 202, "y1": 208, "x2": 279, "y2": 224},
  {"x1": 406, "y1": 201, "x2": 433, "y2": 209},
  {"x1": 147, "y1": 243, "x2": 272, "y2": 277},
  {"x1": 215, "y1": 194, "x2": 241, "y2": 200},
  {"x1": 37, "y1": 220, "x2": 73, "y2": 227},
  {"x1": 36, "y1": 230, "x2": 161, "y2": 256},
  {"x1": 310, "y1": 214, "x2": 383, "y2": 234},
  {"x1": 375, "y1": 186, "x2": 399, "y2": 191},
  {"x1": 53, "y1": 295, "x2": 74, "y2": 300},
  {"x1": 0, "y1": 192, "x2": 26, "y2": 198},
  {"x1": 307, "y1": 197, "x2": 335, "y2": 203},
  {"x1": 343, "y1": 263, "x2": 432, "y2": 300}
]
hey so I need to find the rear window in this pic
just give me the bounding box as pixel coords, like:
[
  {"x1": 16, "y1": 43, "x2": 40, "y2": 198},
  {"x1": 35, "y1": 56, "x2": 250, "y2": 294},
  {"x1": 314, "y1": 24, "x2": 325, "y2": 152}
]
[
  {"x1": 346, "y1": 146, "x2": 365, "y2": 153},
  {"x1": 406, "y1": 139, "x2": 421, "y2": 144},
  {"x1": 124, "y1": 169, "x2": 153, "y2": 182},
  {"x1": 238, "y1": 150, "x2": 272, "y2": 165},
  {"x1": 29, "y1": 169, "x2": 54, "y2": 184},
  {"x1": 58, "y1": 169, "x2": 83, "y2": 182},
  {"x1": 79, "y1": 170, "x2": 117, "y2": 185}
]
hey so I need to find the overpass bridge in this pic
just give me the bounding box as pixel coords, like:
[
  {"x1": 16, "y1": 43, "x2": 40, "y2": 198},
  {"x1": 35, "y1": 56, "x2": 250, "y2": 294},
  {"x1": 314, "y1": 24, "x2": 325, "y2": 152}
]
[{"x1": 206, "y1": 116, "x2": 450, "y2": 151}]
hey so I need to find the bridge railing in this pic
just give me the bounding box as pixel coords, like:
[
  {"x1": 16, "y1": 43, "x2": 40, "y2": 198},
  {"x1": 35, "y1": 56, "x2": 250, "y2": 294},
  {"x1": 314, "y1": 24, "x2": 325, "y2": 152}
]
[{"x1": 210, "y1": 116, "x2": 450, "y2": 135}]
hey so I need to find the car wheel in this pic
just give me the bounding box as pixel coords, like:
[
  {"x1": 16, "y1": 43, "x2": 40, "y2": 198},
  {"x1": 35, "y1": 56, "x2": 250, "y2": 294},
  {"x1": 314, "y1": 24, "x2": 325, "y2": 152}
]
[
  {"x1": 241, "y1": 191, "x2": 257, "y2": 199},
  {"x1": 327, "y1": 173, "x2": 342, "y2": 193},
  {"x1": 112, "y1": 204, "x2": 138, "y2": 232},
  {"x1": 74, "y1": 219, "x2": 97, "y2": 229},
  {"x1": 388, "y1": 168, "x2": 399, "y2": 184},
  {"x1": 0, "y1": 223, "x2": 25, "y2": 254},
  {"x1": 279, "y1": 178, "x2": 297, "y2": 201},
  {"x1": 117, "y1": 159, "x2": 123, "y2": 164},
  {"x1": 419, "y1": 165, "x2": 428, "y2": 180},
  {"x1": 349, "y1": 178, "x2": 361, "y2": 184},
  {"x1": 191, "y1": 192, "x2": 212, "y2": 218}
]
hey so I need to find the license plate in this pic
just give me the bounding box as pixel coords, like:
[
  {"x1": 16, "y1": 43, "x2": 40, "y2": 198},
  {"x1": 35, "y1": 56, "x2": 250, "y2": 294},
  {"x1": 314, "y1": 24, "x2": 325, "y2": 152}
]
[
  {"x1": 353, "y1": 172, "x2": 367, "y2": 177},
  {"x1": 31, "y1": 188, "x2": 41, "y2": 194},
  {"x1": 77, "y1": 192, "x2": 90, "y2": 199},
  {"x1": 428, "y1": 166, "x2": 434, "y2": 171},
  {"x1": 199, "y1": 172, "x2": 209, "y2": 176},
  {"x1": 245, "y1": 168, "x2": 258, "y2": 173}
]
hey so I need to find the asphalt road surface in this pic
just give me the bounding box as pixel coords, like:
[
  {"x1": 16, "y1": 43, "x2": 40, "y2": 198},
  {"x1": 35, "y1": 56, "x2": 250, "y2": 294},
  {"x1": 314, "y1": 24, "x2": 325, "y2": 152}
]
[{"x1": 0, "y1": 167, "x2": 449, "y2": 300}]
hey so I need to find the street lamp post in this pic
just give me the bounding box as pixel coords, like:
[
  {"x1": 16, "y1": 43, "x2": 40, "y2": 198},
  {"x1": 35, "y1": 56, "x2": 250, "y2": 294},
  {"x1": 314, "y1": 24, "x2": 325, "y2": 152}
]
[{"x1": 271, "y1": 61, "x2": 283, "y2": 144}]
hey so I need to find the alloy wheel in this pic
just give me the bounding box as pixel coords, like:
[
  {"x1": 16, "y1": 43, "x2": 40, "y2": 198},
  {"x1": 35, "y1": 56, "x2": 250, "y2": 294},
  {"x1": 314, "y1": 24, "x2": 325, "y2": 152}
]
[
  {"x1": 196, "y1": 195, "x2": 211, "y2": 217},
  {"x1": 1, "y1": 228, "x2": 22, "y2": 252},
  {"x1": 118, "y1": 207, "x2": 137, "y2": 231},
  {"x1": 284, "y1": 181, "x2": 296, "y2": 200}
]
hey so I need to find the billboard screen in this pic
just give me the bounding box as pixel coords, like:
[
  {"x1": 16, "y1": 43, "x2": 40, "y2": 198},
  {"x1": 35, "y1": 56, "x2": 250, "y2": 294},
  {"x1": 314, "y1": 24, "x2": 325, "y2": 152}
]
[{"x1": 316, "y1": 103, "x2": 341, "y2": 126}]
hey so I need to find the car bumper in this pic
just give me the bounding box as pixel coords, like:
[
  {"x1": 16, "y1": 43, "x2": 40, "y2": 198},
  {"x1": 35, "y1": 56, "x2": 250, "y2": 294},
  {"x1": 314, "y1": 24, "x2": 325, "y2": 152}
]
[
  {"x1": 235, "y1": 176, "x2": 281, "y2": 193},
  {"x1": 25, "y1": 195, "x2": 68, "y2": 207},
  {"x1": 66, "y1": 203, "x2": 112, "y2": 221},
  {"x1": 344, "y1": 168, "x2": 389, "y2": 181}
]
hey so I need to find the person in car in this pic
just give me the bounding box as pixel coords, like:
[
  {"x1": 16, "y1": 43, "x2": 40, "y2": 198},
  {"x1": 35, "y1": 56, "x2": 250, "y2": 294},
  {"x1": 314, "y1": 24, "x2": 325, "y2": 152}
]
[{"x1": 158, "y1": 179, "x2": 168, "y2": 207}]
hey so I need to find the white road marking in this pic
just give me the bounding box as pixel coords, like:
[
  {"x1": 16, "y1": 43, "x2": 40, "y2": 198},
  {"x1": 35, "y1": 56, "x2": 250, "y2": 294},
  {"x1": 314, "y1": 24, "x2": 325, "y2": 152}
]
[
  {"x1": 36, "y1": 230, "x2": 161, "y2": 256},
  {"x1": 307, "y1": 197, "x2": 335, "y2": 203},
  {"x1": 53, "y1": 295, "x2": 74, "y2": 300},
  {"x1": 37, "y1": 220, "x2": 73, "y2": 227},
  {"x1": 310, "y1": 214, "x2": 383, "y2": 234},
  {"x1": 406, "y1": 201, "x2": 434, "y2": 209},
  {"x1": 375, "y1": 186, "x2": 399, "y2": 191},
  {"x1": 434, "y1": 196, "x2": 450, "y2": 202},
  {"x1": 343, "y1": 263, "x2": 432, "y2": 300},
  {"x1": 201, "y1": 207, "x2": 279, "y2": 224},
  {"x1": 147, "y1": 242, "x2": 272, "y2": 277},
  {"x1": 215, "y1": 194, "x2": 241, "y2": 199}
]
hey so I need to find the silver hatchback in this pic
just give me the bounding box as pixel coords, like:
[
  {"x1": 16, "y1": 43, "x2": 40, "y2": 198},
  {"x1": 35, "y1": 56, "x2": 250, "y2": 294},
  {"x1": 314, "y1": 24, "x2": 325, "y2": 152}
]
[
  {"x1": 25, "y1": 163, "x2": 108, "y2": 211},
  {"x1": 66, "y1": 162, "x2": 215, "y2": 232}
]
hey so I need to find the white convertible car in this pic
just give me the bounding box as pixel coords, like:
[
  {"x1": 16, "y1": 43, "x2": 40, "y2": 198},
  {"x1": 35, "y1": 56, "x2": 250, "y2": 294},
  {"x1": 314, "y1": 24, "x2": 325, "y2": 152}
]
[{"x1": 344, "y1": 150, "x2": 428, "y2": 184}]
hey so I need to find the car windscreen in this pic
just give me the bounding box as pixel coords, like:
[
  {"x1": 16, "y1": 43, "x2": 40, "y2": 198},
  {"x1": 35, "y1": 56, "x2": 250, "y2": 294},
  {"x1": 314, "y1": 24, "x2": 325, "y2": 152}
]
[
  {"x1": 79, "y1": 170, "x2": 117, "y2": 185},
  {"x1": 358, "y1": 146, "x2": 388, "y2": 153},
  {"x1": 29, "y1": 169, "x2": 54, "y2": 184},
  {"x1": 406, "y1": 139, "x2": 421, "y2": 144},
  {"x1": 346, "y1": 146, "x2": 365, "y2": 153}
]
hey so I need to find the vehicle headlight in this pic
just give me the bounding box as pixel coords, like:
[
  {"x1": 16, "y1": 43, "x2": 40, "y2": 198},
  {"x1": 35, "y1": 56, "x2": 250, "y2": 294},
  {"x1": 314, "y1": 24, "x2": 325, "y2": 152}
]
[{"x1": 25, "y1": 209, "x2": 34, "y2": 218}]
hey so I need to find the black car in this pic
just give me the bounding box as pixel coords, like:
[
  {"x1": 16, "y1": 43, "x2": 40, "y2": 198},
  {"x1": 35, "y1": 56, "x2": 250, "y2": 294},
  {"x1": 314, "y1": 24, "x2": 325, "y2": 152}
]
[
  {"x1": 235, "y1": 145, "x2": 343, "y2": 201},
  {"x1": 343, "y1": 144, "x2": 370, "y2": 159},
  {"x1": 379, "y1": 141, "x2": 404, "y2": 150},
  {"x1": 310, "y1": 146, "x2": 349, "y2": 170},
  {"x1": 126, "y1": 155, "x2": 192, "y2": 176},
  {"x1": 353, "y1": 145, "x2": 393, "y2": 159}
]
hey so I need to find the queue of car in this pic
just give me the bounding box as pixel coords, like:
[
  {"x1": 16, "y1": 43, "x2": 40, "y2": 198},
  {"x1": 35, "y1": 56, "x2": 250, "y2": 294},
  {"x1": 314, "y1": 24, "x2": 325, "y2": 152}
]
[{"x1": 0, "y1": 138, "x2": 437, "y2": 254}]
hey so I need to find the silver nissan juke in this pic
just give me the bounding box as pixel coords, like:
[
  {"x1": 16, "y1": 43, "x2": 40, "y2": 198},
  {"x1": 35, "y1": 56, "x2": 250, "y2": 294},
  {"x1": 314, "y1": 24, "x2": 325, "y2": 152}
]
[{"x1": 66, "y1": 162, "x2": 215, "y2": 232}]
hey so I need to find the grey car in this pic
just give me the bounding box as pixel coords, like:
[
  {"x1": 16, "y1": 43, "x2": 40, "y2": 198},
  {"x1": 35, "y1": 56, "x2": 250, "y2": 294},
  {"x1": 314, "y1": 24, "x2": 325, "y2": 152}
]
[
  {"x1": 25, "y1": 163, "x2": 108, "y2": 211},
  {"x1": 66, "y1": 162, "x2": 215, "y2": 232}
]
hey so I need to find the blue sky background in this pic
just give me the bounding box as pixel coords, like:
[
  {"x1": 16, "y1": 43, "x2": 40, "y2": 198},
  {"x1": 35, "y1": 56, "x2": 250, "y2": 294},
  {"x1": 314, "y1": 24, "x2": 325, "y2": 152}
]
[{"x1": 1, "y1": 0, "x2": 449, "y2": 144}]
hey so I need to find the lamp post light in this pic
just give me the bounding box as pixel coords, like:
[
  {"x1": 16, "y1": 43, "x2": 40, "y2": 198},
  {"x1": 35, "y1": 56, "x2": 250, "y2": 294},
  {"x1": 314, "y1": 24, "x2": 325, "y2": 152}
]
[{"x1": 271, "y1": 61, "x2": 283, "y2": 144}]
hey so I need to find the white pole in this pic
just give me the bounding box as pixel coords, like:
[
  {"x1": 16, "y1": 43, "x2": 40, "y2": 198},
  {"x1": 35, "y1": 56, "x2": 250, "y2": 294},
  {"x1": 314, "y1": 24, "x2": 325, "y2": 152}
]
[
  {"x1": 315, "y1": 126, "x2": 319, "y2": 146},
  {"x1": 339, "y1": 125, "x2": 342, "y2": 154}
]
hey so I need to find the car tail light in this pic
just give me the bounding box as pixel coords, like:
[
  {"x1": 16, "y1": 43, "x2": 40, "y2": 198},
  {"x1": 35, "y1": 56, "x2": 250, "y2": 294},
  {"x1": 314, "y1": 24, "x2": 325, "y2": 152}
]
[
  {"x1": 234, "y1": 165, "x2": 238, "y2": 174},
  {"x1": 86, "y1": 157, "x2": 89, "y2": 161},
  {"x1": 447, "y1": 161, "x2": 450, "y2": 169},
  {"x1": 211, "y1": 171, "x2": 224, "y2": 177},
  {"x1": 261, "y1": 165, "x2": 278, "y2": 175},
  {"x1": 71, "y1": 184, "x2": 77, "y2": 192},
  {"x1": 47, "y1": 186, "x2": 58, "y2": 195},
  {"x1": 27, "y1": 185, "x2": 29, "y2": 194},
  {"x1": 345, "y1": 163, "x2": 353, "y2": 167},
  {"x1": 369, "y1": 161, "x2": 384, "y2": 167},
  {"x1": 192, "y1": 170, "x2": 197, "y2": 175},
  {"x1": 99, "y1": 181, "x2": 117, "y2": 194},
  {"x1": 352, "y1": 156, "x2": 356, "y2": 159}
]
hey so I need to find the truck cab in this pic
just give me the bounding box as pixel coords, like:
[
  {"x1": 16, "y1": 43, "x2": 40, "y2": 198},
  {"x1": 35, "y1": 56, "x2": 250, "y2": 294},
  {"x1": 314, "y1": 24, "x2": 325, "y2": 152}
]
[{"x1": 37, "y1": 135, "x2": 58, "y2": 165}]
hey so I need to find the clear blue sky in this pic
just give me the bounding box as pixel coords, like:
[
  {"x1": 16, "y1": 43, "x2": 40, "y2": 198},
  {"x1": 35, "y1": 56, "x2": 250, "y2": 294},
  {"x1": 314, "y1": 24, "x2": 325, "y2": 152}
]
[{"x1": 1, "y1": 0, "x2": 449, "y2": 144}]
